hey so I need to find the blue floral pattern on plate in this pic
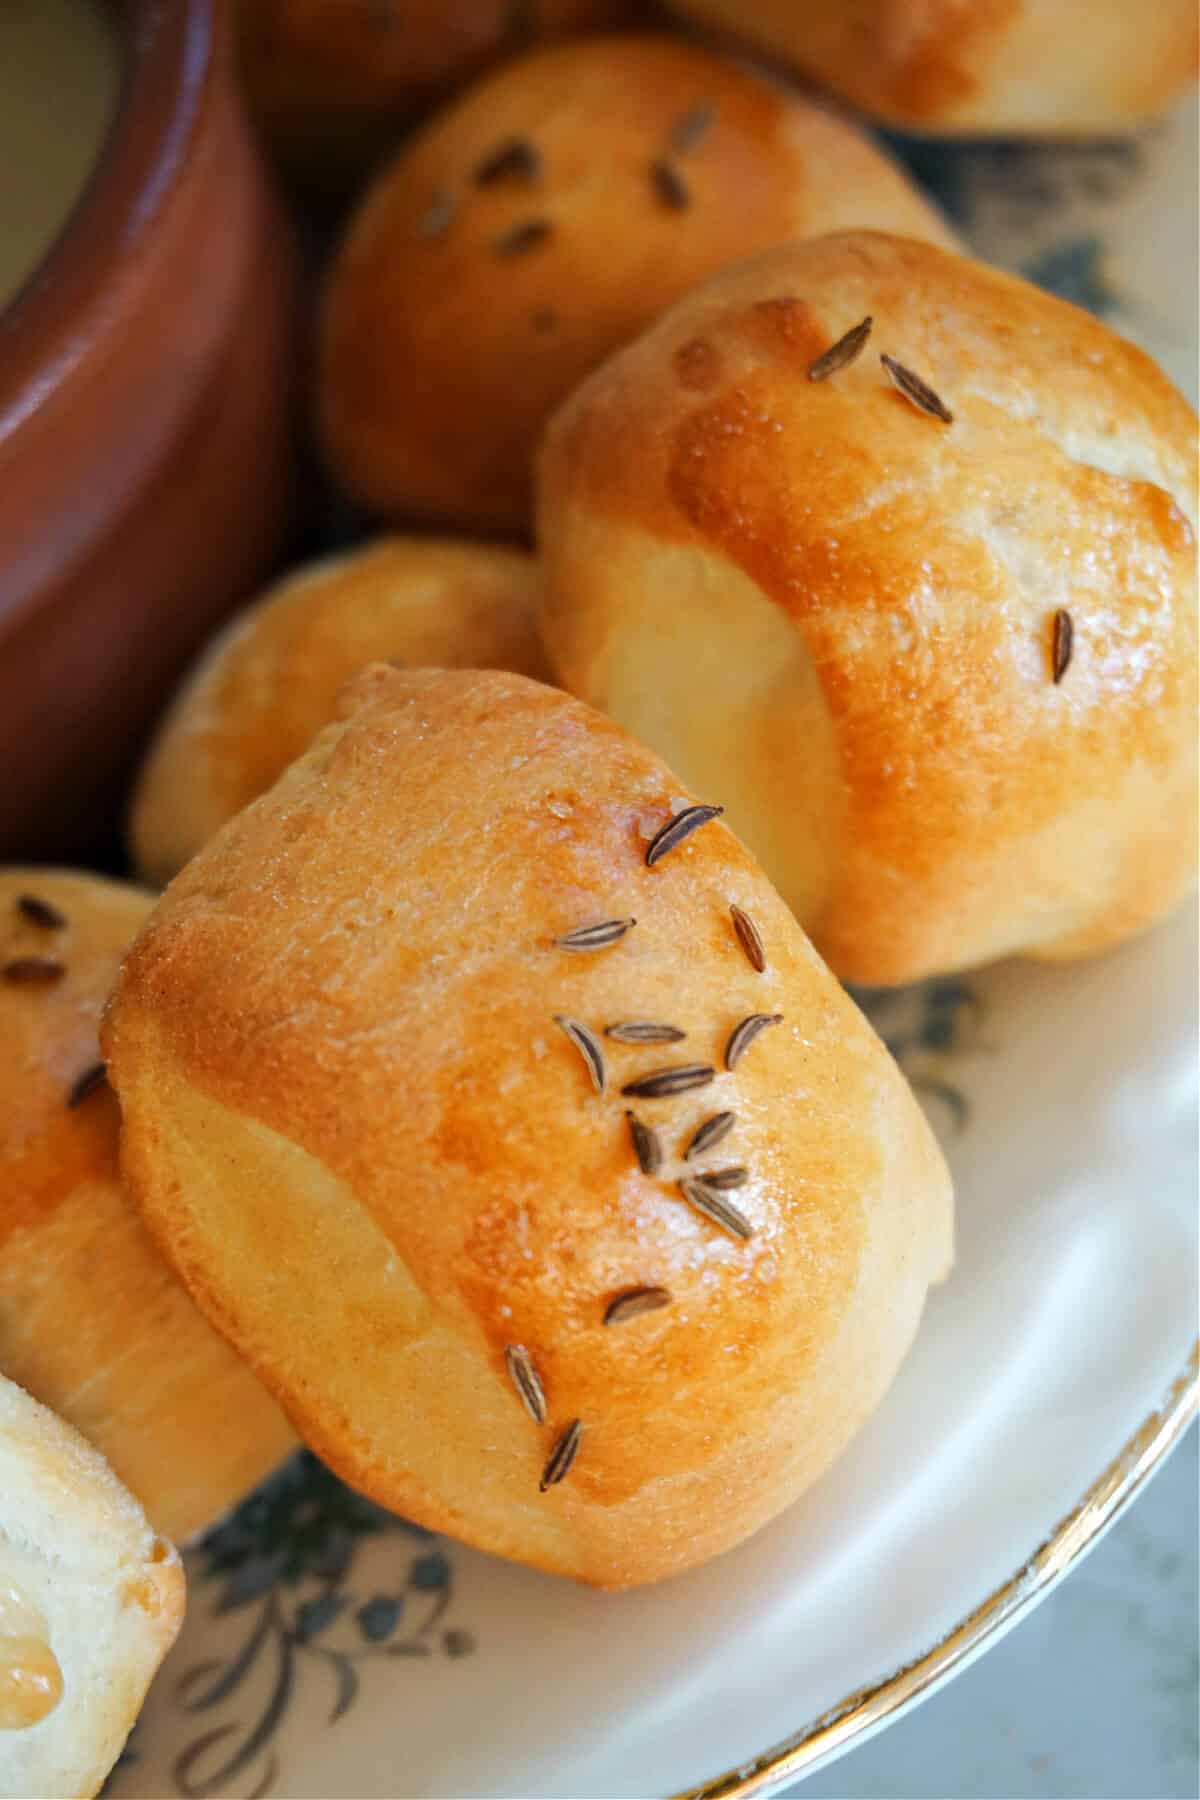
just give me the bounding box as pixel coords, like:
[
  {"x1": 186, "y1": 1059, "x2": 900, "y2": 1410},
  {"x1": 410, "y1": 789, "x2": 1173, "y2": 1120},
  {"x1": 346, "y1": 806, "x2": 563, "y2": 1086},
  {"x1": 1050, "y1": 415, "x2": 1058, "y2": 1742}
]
[{"x1": 144, "y1": 1457, "x2": 473, "y2": 1799}]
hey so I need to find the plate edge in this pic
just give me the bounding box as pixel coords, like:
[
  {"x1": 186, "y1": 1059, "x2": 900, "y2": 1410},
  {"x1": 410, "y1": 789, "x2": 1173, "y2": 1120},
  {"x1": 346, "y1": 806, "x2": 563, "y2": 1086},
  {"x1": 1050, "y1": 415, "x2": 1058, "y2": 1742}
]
[{"x1": 674, "y1": 1343, "x2": 1199, "y2": 1800}]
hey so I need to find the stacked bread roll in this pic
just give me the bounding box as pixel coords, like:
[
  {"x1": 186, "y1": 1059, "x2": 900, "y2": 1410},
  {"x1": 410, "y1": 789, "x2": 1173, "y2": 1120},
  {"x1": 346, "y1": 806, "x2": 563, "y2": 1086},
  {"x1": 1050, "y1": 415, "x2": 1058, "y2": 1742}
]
[
  {"x1": 131, "y1": 537, "x2": 548, "y2": 883},
  {"x1": 536, "y1": 230, "x2": 1198, "y2": 984},
  {"x1": 0, "y1": 870, "x2": 295, "y2": 1544},
  {"x1": 105, "y1": 667, "x2": 953, "y2": 1587},
  {"x1": 663, "y1": 0, "x2": 1199, "y2": 135},
  {"x1": 317, "y1": 35, "x2": 959, "y2": 532}
]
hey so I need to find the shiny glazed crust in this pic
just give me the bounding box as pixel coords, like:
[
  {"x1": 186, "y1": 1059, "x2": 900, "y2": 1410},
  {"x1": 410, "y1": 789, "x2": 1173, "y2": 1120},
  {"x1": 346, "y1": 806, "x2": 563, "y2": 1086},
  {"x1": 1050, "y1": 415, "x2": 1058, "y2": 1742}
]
[
  {"x1": 0, "y1": 1373, "x2": 184, "y2": 1800},
  {"x1": 536, "y1": 231, "x2": 1199, "y2": 984},
  {"x1": 664, "y1": 0, "x2": 1199, "y2": 134},
  {"x1": 104, "y1": 666, "x2": 953, "y2": 1588},
  {"x1": 130, "y1": 536, "x2": 549, "y2": 885},
  {"x1": 317, "y1": 34, "x2": 959, "y2": 533},
  {"x1": 0, "y1": 871, "x2": 295, "y2": 1544}
]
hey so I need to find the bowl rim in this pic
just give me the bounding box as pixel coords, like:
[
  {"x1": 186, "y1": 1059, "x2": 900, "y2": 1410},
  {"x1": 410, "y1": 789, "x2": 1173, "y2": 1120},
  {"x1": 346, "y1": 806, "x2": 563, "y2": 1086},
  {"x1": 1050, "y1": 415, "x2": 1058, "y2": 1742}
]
[{"x1": 0, "y1": 0, "x2": 215, "y2": 446}]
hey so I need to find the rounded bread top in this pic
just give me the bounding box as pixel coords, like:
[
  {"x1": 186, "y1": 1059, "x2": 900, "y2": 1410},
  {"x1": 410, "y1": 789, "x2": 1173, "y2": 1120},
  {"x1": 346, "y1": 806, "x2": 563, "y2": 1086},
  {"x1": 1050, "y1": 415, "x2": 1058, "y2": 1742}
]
[
  {"x1": 105, "y1": 665, "x2": 951, "y2": 1582},
  {"x1": 537, "y1": 230, "x2": 1198, "y2": 980}
]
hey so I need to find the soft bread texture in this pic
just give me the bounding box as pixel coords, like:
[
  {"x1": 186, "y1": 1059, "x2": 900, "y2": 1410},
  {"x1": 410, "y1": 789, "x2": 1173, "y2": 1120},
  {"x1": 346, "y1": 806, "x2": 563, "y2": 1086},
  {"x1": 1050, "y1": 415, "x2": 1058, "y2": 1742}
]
[
  {"x1": 130, "y1": 536, "x2": 549, "y2": 885},
  {"x1": 318, "y1": 34, "x2": 959, "y2": 533},
  {"x1": 239, "y1": 0, "x2": 646, "y2": 184},
  {"x1": 0, "y1": 871, "x2": 295, "y2": 1544},
  {"x1": 0, "y1": 1374, "x2": 183, "y2": 1800},
  {"x1": 104, "y1": 666, "x2": 952, "y2": 1589},
  {"x1": 536, "y1": 231, "x2": 1199, "y2": 986},
  {"x1": 666, "y1": 0, "x2": 1199, "y2": 135}
]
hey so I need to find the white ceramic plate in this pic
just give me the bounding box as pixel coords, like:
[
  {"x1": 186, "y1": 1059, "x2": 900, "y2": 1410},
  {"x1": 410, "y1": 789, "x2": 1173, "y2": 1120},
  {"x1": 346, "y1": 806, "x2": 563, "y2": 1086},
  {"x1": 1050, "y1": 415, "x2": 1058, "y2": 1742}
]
[{"x1": 112, "y1": 98, "x2": 1199, "y2": 1800}]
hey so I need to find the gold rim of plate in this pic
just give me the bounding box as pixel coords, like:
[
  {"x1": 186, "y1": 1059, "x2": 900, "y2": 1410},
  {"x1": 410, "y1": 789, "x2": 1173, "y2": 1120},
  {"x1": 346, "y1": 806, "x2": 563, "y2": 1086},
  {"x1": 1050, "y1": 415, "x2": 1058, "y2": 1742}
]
[{"x1": 677, "y1": 1343, "x2": 1199, "y2": 1800}]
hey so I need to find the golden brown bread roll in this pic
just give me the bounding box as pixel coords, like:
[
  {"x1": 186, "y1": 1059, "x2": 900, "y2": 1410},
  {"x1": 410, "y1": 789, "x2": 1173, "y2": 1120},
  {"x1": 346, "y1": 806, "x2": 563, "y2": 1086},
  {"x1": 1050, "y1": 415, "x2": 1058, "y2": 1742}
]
[
  {"x1": 0, "y1": 1373, "x2": 184, "y2": 1800},
  {"x1": 317, "y1": 35, "x2": 959, "y2": 534},
  {"x1": 665, "y1": 0, "x2": 1199, "y2": 136},
  {"x1": 238, "y1": 0, "x2": 646, "y2": 184},
  {"x1": 103, "y1": 665, "x2": 953, "y2": 1589},
  {"x1": 0, "y1": 870, "x2": 295, "y2": 1544},
  {"x1": 130, "y1": 535, "x2": 549, "y2": 885},
  {"x1": 536, "y1": 230, "x2": 1199, "y2": 986}
]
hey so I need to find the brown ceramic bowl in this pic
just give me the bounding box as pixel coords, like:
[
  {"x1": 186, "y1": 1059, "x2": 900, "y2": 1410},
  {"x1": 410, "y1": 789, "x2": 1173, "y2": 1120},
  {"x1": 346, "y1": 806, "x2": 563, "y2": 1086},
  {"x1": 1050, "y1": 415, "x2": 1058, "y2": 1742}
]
[{"x1": 0, "y1": 0, "x2": 299, "y2": 861}]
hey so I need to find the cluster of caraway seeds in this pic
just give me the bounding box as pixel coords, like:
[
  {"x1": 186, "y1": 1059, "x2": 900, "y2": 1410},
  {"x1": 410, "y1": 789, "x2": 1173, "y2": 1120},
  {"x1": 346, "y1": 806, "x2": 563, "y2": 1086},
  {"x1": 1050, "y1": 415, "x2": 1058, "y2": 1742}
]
[{"x1": 509, "y1": 803, "x2": 786, "y2": 1494}]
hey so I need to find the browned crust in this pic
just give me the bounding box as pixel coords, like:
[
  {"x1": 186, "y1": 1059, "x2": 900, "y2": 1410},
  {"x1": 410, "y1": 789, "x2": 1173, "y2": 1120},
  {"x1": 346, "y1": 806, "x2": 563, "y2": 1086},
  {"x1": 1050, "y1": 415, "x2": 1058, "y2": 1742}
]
[
  {"x1": 105, "y1": 668, "x2": 952, "y2": 1586},
  {"x1": 536, "y1": 231, "x2": 1198, "y2": 984},
  {"x1": 317, "y1": 34, "x2": 958, "y2": 533},
  {"x1": 130, "y1": 535, "x2": 549, "y2": 885},
  {"x1": 0, "y1": 870, "x2": 294, "y2": 1543},
  {"x1": 663, "y1": 0, "x2": 1199, "y2": 134}
]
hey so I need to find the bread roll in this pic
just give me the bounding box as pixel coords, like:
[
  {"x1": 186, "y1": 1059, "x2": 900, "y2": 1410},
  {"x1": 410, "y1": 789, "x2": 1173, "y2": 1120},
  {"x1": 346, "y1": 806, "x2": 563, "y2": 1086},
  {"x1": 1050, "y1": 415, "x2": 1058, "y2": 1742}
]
[
  {"x1": 536, "y1": 231, "x2": 1198, "y2": 985},
  {"x1": 130, "y1": 536, "x2": 548, "y2": 885},
  {"x1": 318, "y1": 35, "x2": 959, "y2": 534},
  {"x1": 0, "y1": 1373, "x2": 183, "y2": 1800},
  {"x1": 103, "y1": 665, "x2": 952, "y2": 1589},
  {"x1": 238, "y1": 0, "x2": 646, "y2": 184},
  {"x1": 0, "y1": 870, "x2": 295, "y2": 1544},
  {"x1": 666, "y1": 0, "x2": 1198, "y2": 135}
]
